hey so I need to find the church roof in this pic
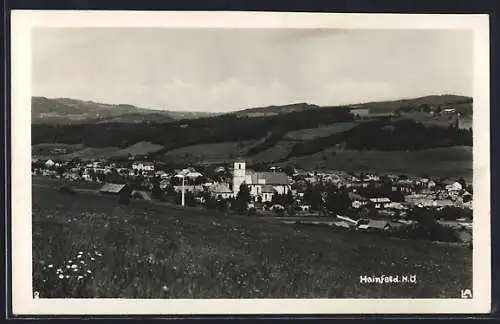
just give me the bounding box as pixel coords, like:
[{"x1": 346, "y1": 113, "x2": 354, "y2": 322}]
[{"x1": 250, "y1": 171, "x2": 289, "y2": 185}]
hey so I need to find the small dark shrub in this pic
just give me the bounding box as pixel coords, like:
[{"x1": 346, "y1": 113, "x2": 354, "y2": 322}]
[{"x1": 59, "y1": 185, "x2": 76, "y2": 195}]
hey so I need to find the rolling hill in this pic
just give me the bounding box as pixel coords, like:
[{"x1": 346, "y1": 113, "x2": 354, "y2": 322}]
[
  {"x1": 31, "y1": 97, "x2": 218, "y2": 124},
  {"x1": 31, "y1": 94, "x2": 473, "y2": 178}
]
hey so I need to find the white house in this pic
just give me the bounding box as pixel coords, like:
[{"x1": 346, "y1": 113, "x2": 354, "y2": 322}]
[
  {"x1": 369, "y1": 197, "x2": 392, "y2": 209},
  {"x1": 45, "y1": 159, "x2": 55, "y2": 168},
  {"x1": 132, "y1": 161, "x2": 155, "y2": 172},
  {"x1": 349, "y1": 192, "x2": 368, "y2": 209},
  {"x1": 446, "y1": 181, "x2": 463, "y2": 192},
  {"x1": 232, "y1": 159, "x2": 290, "y2": 202}
]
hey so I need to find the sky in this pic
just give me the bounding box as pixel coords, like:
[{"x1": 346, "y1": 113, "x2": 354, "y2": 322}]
[{"x1": 32, "y1": 28, "x2": 473, "y2": 112}]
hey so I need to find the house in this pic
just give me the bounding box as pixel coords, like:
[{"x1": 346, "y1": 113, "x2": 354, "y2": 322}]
[
  {"x1": 45, "y1": 159, "x2": 55, "y2": 168},
  {"x1": 369, "y1": 197, "x2": 391, "y2": 209},
  {"x1": 215, "y1": 166, "x2": 226, "y2": 173},
  {"x1": 297, "y1": 204, "x2": 311, "y2": 212},
  {"x1": 356, "y1": 220, "x2": 392, "y2": 231},
  {"x1": 404, "y1": 194, "x2": 434, "y2": 207},
  {"x1": 210, "y1": 183, "x2": 234, "y2": 200},
  {"x1": 446, "y1": 181, "x2": 463, "y2": 193},
  {"x1": 98, "y1": 183, "x2": 129, "y2": 195},
  {"x1": 132, "y1": 161, "x2": 155, "y2": 172},
  {"x1": 174, "y1": 169, "x2": 204, "y2": 184},
  {"x1": 387, "y1": 202, "x2": 406, "y2": 210},
  {"x1": 232, "y1": 159, "x2": 291, "y2": 201},
  {"x1": 349, "y1": 192, "x2": 368, "y2": 209}
]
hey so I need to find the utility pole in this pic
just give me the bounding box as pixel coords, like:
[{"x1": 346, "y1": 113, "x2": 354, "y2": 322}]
[{"x1": 181, "y1": 175, "x2": 185, "y2": 207}]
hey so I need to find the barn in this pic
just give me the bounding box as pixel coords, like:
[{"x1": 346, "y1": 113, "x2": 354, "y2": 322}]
[{"x1": 99, "y1": 183, "x2": 130, "y2": 195}]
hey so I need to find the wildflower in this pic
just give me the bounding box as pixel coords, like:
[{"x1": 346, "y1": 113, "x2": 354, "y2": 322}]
[
  {"x1": 65, "y1": 275, "x2": 69, "y2": 279},
  {"x1": 77, "y1": 255, "x2": 82, "y2": 259},
  {"x1": 90, "y1": 257, "x2": 95, "y2": 261},
  {"x1": 56, "y1": 268, "x2": 62, "y2": 273},
  {"x1": 77, "y1": 276, "x2": 83, "y2": 280},
  {"x1": 47, "y1": 264, "x2": 53, "y2": 268},
  {"x1": 87, "y1": 270, "x2": 92, "y2": 274},
  {"x1": 58, "y1": 274, "x2": 64, "y2": 279},
  {"x1": 73, "y1": 268, "x2": 78, "y2": 272},
  {"x1": 80, "y1": 261, "x2": 85, "y2": 264},
  {"x1": 78, "y1": 251, "x2": 83, "y2": 255},
  {"x1": 66, "y1": 265, "x2": 70, "y2": 269},
  {"x1": 162, "y1": 285, "x2": 169, "y2": 292},
  {"x1": 68, "y1": 260, "x2": 72, "y2": 264}
]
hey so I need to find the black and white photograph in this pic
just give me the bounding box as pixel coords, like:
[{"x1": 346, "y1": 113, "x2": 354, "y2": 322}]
[{"x1": 11, "y1": 11, "x2": 490, "y2": 315}]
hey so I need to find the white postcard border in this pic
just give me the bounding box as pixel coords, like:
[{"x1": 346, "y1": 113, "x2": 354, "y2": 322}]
[{"x1": 10, "y1": 10, "x2": 491, "y2": 315}]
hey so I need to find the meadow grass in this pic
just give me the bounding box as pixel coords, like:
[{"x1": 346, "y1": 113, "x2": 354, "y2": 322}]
[{"x1": 32, "y1": 182, "x2": 472, "y2": 298}]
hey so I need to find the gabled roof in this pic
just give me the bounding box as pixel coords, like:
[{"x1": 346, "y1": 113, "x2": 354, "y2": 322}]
[
  {"x1": 369, "y1": 197, "x2": 391, "y2": 203},
  {"x1": 359, "y1": 220, "x2": 391, "y2": 230},
  {"x1": 99, "y1": 183, "x2": 128, "y2": 193},
  {"x1": 250, "y1": 171, "x2": 289, "y2": 185}
]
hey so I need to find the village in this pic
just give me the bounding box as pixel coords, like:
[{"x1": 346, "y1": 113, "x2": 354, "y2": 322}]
[{"x1": 31, "y1": 154, "x2": 473, "y2": 244}]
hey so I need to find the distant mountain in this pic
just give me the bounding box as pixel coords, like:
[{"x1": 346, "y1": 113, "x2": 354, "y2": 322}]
[
  {"x1": 347, "y1": 95, "x2": 472, "y2": 114},
  {"x1": 31, "y1": 97, "x2": 218, "y2": 124},
  {"x1": 231, "y1": 102, "x2": 323, "y2": 117},
  {"x1": 229, "y1": 95, "x2": 472, "y2": 118}
]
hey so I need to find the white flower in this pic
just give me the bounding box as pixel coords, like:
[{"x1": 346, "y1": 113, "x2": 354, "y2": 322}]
[
  {"x1": 58, "y1": 274, "x2": 64, "y2": 279},
  {"x1": 77, "y1": 276, "x2": 83, "y2": 280},
  {"x1": 78, "y1": 251, "x2": 83, "y2": 255},
  {"x1": 73, "y1": 268, "x2": 78, "y2": 272},
  {"x1": 71, "y1": 264, "x2": 77, "y2": 269},
  {"x1": 90, "y1": 257, "x2": 95, "y2": 261},
  {"x1": 65, "y1": 275, "x2": 69, "y2": 278},
  {"x1": 87, "y1": 270, "x2": 92, "y2": 274},
  {"x1": 80, "y1": 261, "x2": 85, "y2": 264},
  {"x1": 68, "y1": 260, "x2": 72, "y2": 264},
  {"x1": 66, "y1": 265, "x2": 70, "y2": 269},
  {"x1": 162, "y1": 285, "x2": 169, "y2": 292},
  {"x1": 56, "y1": 268, "x2": 62, "y2": 273},
  {"x1": 77, "y1": 255, "x2": 82, "y2": 258},
  {"x1": 48, "y1": 264, "x2": 53, "y2": 268}
]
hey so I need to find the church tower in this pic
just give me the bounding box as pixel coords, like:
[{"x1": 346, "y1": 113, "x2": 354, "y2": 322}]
[{"x1": 233, "y1": 159, "x2": 246, "y2": 196}]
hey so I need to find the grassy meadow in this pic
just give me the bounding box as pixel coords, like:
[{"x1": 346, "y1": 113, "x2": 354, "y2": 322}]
[{"x1": 32, "y1": 179, "x2": 472, "y2": 299}]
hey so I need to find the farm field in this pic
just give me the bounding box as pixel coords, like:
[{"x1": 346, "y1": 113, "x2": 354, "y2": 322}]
[
  {"x1": 248, "y1": 140, "x2": 296, "y2": 164},
  {"x1": 33, "y1": 141, "x2": 165, "y2": 161},
  {"x1": 163, "y1": 140, "x2": 257, "y2": 164},
  {"x1": 283, "y1": 123, "x2": 358, "y2": 141},
  {"x1": 32, "y1": 179, "x2": 472, "y2": 298},
  {"x1": 284, "y1": 146, "x2": 473, "y2": 182}
]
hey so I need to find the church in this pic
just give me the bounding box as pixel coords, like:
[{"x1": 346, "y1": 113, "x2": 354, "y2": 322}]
[{"x1": 232, "y1": 158, "x2": 291, "y2": 202}]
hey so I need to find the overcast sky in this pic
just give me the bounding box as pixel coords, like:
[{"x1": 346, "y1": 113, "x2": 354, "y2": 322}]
[{"x1": 32, "y1": 28, "x2": 472, "y2": 112}]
